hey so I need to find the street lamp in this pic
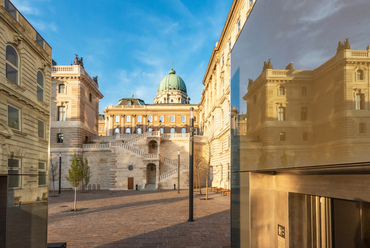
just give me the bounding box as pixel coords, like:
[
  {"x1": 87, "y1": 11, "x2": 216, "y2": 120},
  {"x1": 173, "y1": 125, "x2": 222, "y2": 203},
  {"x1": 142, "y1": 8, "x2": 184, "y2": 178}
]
[
  {"x1": 58, "y1": 152, "x2": 62, "y2": 194},
  {"x1": 178, "y1": 150, "x2": 180, "y2": 194},
  {"x1": 188, "y1": 107, "x2": 194, "y2": 222}
]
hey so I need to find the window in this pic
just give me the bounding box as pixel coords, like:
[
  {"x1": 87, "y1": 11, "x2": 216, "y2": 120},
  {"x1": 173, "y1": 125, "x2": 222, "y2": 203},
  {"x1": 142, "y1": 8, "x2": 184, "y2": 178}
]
[
  {"x1": 148, "y1": 116, "x2": 153, "y2": 122},
  {"x1": 359, "y1": 123, "x2": 366, "y2": 133},
  {"x1": 128, "y1": 101, "x2": 132, "y2": 106},
  {"x1": 126, "y1": 128, "x2": 131, "y2": 134},
  {"x1": 37, "y1": 71, "x2": 44, "y2": 101},
  {"x1": 278, "y1": 107, "x2": 286, "y2": 121},
  {"x1": 171, "y1": 99, "x2": 174, "y2": 103},
  {"x1": 221, "y1": 56, "x2": 224, "y2": 66},
  {"x1": 89, "y1": 93, "x2": 92, "y2": 102},
  {"x1": 170, "y1": 116, "x2": 175, "y2": 122},
  {"x1": 8, "y1": 105, "x2": 20, "y2": 130},
  {"x1": 301, "y1": 107, "x2": 307, "y2": 121},
  {"x1": 126, "y1": 116, "x2": 131, "y2": 122},
  {"x1": 58, "y1": 106, "x2": 66, "y2": 121},
  {"x1": 279, "y1": 86, "x2": 285, "y2": 96},
  {"x1": 148, "y1": 128, "x2": 153, "y2": 132},
  {"x1": 137, "y1": 116, "x2": 142, "y2": 122},
  {"x1": 4, "y1": 0, "x2": 17, "y2": 19},
  {"x1": 114, "y1": 128, "x2": 120, "y2": 134},
  {"x1": 160, "y1": 128, "x2": 164, "y2": 134},
  {"x1": 182, "y1": 116, "x2": 186, "y2": 122},
  {"x1": 6, "y1": 45, "x2": 19, "y2": 84},
  {"x1": 99, "y1": 126, "x2": 103, "y2": 130},
  {"x1": 57, "y1": 133, "x2": 63, "y2": 143},
  {"x1": 38, "y1": 162, "x2": 46, "y2": 186},
  {"x1": 137, "y1": 128, "x2": 142, "y2": 134},
  {"x1": 59, "y1": 84, "x2": 66, "y2": 93},
  {"x1": 182, "y1": 128, "x2": 186, "y2": 133},
  {"x1": 357, "y1": 70, "x2": 364, "y2": 80},
  {"x1": 302, "y1": 87, "x2": 307, "y2": 96},
  {"x1": 229, "y1": 41, "x2": 232, "y2": 51},
  {"x1": 237, "y1": 19, "x2": 241, "y2": 32},
  {"x1": 170, "y1": 128, "x2": 175, "y2": 133},
  {"x1": 355, "y1": 93, "x2": 365, "y2": 110},
  {"x1": 159, "y1": 116, "x2": 164, "y2": 122},
  {"x1": 194, "y1": 116, "x2": 197, "y2": 122},
  {"x1": 36, "y1": 33, "x2": 44, "y2": 48},
  {"x1": 303, "y1": 132, "x2": 308, "y2": 141},
  {"x1": 8, "y1": 158, "x2": 21, "y2": 188},
  {"x1": 115, "y1": 116, "x2": 120, "y2": 122},
  {"x1": 38, "y1": 119, "x2": 45, "y2": 139},
  {"x1": 280, "y1": 132, "x2": 286, "y2": 141}
]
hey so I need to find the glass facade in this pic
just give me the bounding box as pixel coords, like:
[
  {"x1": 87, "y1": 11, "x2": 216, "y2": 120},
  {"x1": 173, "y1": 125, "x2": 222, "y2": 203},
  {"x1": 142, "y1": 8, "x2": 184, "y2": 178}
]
[{"x1": 231, "y1": 0, "x2": 370, "y2": 247}]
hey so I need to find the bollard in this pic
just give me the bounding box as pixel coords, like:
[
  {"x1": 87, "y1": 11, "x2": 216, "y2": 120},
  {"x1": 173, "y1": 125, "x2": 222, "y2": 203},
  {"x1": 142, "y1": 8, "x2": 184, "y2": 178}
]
[
  {"x1": 174, "y1": 184, "x2": 176, "y2": 190},
  {"x1": 136, "y1": 184, "x2": 138, "y2": 190}
]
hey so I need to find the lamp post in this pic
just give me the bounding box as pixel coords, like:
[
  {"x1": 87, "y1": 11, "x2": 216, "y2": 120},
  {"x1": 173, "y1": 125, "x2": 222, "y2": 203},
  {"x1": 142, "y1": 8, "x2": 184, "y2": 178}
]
[
  {"x1": 178, "y1": 150, "x2": 180, "y2": 194},
  {"x1": 188, "y1": 107, "x2": 194, "y2": 222},
  {"x1": 58, "y1": 152, "x2": 62, "y2": 194}
]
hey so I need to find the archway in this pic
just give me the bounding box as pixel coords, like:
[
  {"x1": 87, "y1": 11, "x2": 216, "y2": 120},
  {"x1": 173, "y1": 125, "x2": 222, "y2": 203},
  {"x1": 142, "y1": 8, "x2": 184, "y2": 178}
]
[
  {"x1": 146, "y1": 164, "x2": 156, "y2": 184},
  {"x1": 148, "y1": 140, "x2": 158, "y2": 154}
]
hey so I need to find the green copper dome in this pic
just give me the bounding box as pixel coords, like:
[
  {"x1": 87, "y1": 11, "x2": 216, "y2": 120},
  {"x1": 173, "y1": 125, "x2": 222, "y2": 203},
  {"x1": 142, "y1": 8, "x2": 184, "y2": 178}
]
[{"x1": 157, "y1": 69, "x2": 187, "y2": 93}]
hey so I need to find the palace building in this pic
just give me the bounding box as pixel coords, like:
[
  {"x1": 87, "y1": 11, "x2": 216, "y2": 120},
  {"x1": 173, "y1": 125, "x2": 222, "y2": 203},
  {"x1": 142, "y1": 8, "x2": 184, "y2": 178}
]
[{"x1": 0, "y1": 0, "x2": 52, "y2": 246}]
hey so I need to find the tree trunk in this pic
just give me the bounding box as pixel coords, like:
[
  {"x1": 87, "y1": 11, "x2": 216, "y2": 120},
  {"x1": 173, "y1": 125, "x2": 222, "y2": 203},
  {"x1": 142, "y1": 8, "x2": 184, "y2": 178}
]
[
  {"x1": 206, "y1": 168, "x2": 209, "y2": 200},
  {"x1": 52, "y1": 180, "x2": 55, "y2": 197},
  {"x1": 74, "y1": 186, "x2": 77, "y2": 211},
  {"x1": 199, "y1": 170, "x2": 202, "y2": 195}
]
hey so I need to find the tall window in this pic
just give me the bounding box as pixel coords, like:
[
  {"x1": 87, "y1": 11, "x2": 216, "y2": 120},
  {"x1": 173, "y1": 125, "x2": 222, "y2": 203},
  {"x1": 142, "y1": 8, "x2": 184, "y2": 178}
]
[
  {"x1": 278, "y1": 107, "x2": 285, "y2": 121},
  {"x1": 355, "y1": 93, "x2": 365, "y2": 110},
  {"x1": 170, "y1": 128, "x2": 175, "y2": 133},
  {"x1": 89, "y1": 93, "x2": 92, "y2": 102},
  {"x1": 59, "y1": 84, "x2": 66, "y2": 93},
  {"x1": 221, "y1": 56, "x2": 224, "y2": 66},
  {"x1": 137, "y1": 116, "x2": 142, "y2": 122},
  {"x1": 148, "y1": 128, "x2": 152, "y2": 132},
  {"x1": 229, "y1": 41, "x2": 232, "y2": 51},
  {"x1": 182, "y1": 128, "x2": 186, "y2": 133},
  {"x1": 8, "y1": 158, "x2": 21, "y2": 188},
  {"x1": 237, "y1": 19, "x2": 241, "y2": 32},
  {"x1": 8, "y1": 105, "x2": 20, "y2": 130},
  {"x1": 159, "y1": 116, "x2": 164, "y2": 122},
  {"x1": 170, "y1": 116, "x2": 175, "y2": 122},
  {"x1": 182, "y1": 116, "x2": 186, "y2": 122},
  {"x1": 115, "y1": 128, "x2": 120, "y2": 134},
  {"x1": 58, "y1": 106, "x2": 66, "y2": 121},
  {"x1": 280, "y1": 132, "x2": 286, "y2": 141},
  {"x1": 37, "y1": 71, "x2": 44, "y2": 101},
  {"x1": 301, "y1": 107, "x2": 307, "y2": 121},
  {"x1": 6, "y1": 45, "x2": 19, "y2": 84},
  {"x1": 57, "y1": 133, "x2": 63, "y2": 143},
  {"x1": 148, "y1": 116, "x2": 153, "y2": 122},
  {"x1": 115, "y1": 116, "x2": 120, "y2": 122},
  {"x1": 126, "y1": 128, "x2": 131, "y2": 134},
  {"x1": 4, "y1": 0, "x2": 17, "y2": 19},
  {"x1": 159, "y1": 128, "x2": 164, "y2": 134},
  {"x1": 36, "y1": 33, "x2": 44, "y2": 48},
  {"x1": 38, "y1": 162, "x2": 46, "y2": 186},
  {"x1": 38, "y1": 119, "x2": 45, "y2": 139},
  {"x1": 279, "y1": 86, "x2": 285, "y2": 96},
  {"x1": 126, "y1": 116, "x2": 131, "y2": 122},
  {"x1": 137, "y1": 128, "x2": 142, "y2": 134},
  {"x1": 302, "y1": 87, "x2": 307, "y2": 96},
  {"x1": 357, "y1": 70, "x2": 364, "y2": 80}
]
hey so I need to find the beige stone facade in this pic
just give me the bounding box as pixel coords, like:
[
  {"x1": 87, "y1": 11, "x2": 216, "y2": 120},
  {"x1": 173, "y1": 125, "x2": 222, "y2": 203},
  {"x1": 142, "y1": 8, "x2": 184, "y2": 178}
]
[
  {"x1": 0, "y1": 0, "x2": 52, "y2": 246},
  {"x1": 198, "y1": 0, "x2": 255, "y2": 190}
]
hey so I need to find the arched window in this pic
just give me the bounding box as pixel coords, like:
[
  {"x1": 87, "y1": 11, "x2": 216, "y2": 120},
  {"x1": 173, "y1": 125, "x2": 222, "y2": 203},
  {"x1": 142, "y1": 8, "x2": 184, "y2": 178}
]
[
  {"x1": 357, "y1": 70, "x2": 364, "y2": 80},
  {"x1": 137, "y1": 128, "x2": 142, "y2": 134},
  {"x1": 148, "y1": 128, "x2": 152, "y2": 132},
  {"x1": 6, "y1": 45, "x2": 19, "y2": 85},
  {"x1": 59, "y1": 84, "x2": 66, "y2": 93},
  {"x1": 181, "y1": 128, "x2": 186, "y2": 133},
  {"x1": 170, "y1": 116, "x2": 175, "y2": 122},
  {"x1": 115, "y1": 116, "x2": 120, "y2": 122},
  {"x1": 170, "y1": 128, "x2": 175, "y2": 133},
  {"x1": 182, "y1": 116, "x2": 186, "y2": 122},
  {"x1": 37, "y1": 71, "x2": 44, "y2": 101},
  {"x1": 159, "y1": 116, "x2": 164, "y2": 122},
  {"x1": 126, "y1": 116, "x2": 131, "y2": 122},
  {"x1": 126, "y1": 128, "x2": 131, "y2": 134},
  {"x1": 137, "y1": 116, "x2": 142, "y2": 122},
  {"x1": 114, "y1": 128, "x2": 120, "y2": 134},
  {"x1": 159, "y1": 128, "x2": 164, "y2": 134},
  {"x1": 148, "y1": 116, "x2": 153, "y2": 122}
]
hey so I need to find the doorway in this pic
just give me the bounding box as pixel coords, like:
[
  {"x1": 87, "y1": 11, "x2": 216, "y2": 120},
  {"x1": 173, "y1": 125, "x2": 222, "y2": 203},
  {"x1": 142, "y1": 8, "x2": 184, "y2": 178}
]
[
  {"x1": 146, "y1": 164, "x2": 156, "y2": 184},
  {"x1": 128, "y1": 177, "x2": 134, "y2": 190}
]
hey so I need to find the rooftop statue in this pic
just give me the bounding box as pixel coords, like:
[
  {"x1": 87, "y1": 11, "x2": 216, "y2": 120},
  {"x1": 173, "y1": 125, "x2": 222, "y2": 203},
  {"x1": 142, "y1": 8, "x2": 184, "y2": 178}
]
[
  {"x1": 93, "y1": 76, "x2": 98, "y2": 84},
  {"x1": 337, "y1": 38, "x2": 351, "y2": 53},
  {"x1": 74, "y1": 54, "x2": 84, "y2": 68},
  {"x1": 263, "y1": 58, "x2": 273, "y2": 71}
]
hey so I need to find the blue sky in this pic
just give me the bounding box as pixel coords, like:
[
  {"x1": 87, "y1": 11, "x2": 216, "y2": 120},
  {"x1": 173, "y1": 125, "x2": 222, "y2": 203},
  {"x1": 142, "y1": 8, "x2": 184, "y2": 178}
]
[{"x1": 12, "y1": 0, "x2": 233, "y2": 113}]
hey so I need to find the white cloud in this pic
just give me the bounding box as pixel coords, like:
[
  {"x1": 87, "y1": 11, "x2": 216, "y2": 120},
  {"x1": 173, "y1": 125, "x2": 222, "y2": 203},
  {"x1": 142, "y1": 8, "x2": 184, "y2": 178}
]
[
  {"x1": 27, "y1": 18, "x2": 57, "y2": 32},
  {"x1": 11, "y1": 0, "x2": 39, "y2": 15}
]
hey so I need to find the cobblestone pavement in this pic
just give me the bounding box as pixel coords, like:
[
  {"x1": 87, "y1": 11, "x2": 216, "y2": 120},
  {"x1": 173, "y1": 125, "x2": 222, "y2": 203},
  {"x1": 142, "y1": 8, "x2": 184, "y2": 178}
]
[{"x1": 48, "y1": 189, "x2": 230, "y2": 248}]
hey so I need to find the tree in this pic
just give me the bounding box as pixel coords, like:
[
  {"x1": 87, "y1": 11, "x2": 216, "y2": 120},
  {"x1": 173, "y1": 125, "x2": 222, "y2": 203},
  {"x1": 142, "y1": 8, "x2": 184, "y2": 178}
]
[
  {"x1": 49, "y1": 158, "x2": 59, "y2": 197},
  {"x1": 65, "y1": 152, "x2": 83, "y2": 211},
  {"x1": 81, "y1": 157, "x2": 91, "y2": 191},
  {"x1": 204, "y1": 140, "x2": 213, "y2": 200},
  {"x1": 194, "y1": 154, "x2": 206, "y2": 195}
]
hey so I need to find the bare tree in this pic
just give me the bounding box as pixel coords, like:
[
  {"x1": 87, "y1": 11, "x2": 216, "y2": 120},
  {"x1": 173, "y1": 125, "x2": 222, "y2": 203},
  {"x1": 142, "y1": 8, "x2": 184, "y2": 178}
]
[
  {"x1": 194, "y1": 155, "x2": 205, "y2": 195},
  {"x1": 204, "y1": 140, "x2": 212, "y2": 200},
  {"x1": 49, "y1": 158, "x2": 59, "y2": 197}
]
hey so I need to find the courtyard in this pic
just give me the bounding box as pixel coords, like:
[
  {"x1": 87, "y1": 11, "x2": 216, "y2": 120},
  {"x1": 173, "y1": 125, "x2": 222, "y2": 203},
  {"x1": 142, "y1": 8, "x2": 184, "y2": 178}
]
[{"x1": 48, "y1": 189, "x2": 231, "y2": 248}]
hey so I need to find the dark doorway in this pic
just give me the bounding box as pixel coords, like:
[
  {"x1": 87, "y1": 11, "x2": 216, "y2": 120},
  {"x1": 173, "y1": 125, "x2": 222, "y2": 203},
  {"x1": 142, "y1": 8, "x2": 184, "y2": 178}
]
[{"x1": 128, "y1": 177, "x2": 134, "y2": 190}]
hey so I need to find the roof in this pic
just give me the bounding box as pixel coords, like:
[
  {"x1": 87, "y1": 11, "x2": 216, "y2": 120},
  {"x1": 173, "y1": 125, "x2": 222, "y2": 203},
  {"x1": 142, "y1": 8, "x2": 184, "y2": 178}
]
[{"x1": 157, "y1": 69, "x2": 187, "y2": 93}]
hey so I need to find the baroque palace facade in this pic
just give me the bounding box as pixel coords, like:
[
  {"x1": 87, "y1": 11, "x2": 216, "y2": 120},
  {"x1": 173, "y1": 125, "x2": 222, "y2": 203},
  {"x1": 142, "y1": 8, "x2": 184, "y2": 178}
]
[{"x1": 0, "y1": 0, "x2": 52, "y2": 247}]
